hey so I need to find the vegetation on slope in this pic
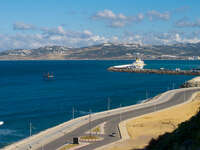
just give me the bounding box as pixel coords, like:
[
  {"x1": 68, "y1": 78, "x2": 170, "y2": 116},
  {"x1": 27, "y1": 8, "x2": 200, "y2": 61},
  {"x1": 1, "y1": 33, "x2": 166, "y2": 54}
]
[{"x1": 144, "y1": 108, "x2": 200, "y2": 150}]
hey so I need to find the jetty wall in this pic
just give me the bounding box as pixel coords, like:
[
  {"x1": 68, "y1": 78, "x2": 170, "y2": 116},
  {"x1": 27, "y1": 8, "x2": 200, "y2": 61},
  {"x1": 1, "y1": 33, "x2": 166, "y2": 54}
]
[{"x1": 108, "y1": 67, "x2": 200, "y2": 76}]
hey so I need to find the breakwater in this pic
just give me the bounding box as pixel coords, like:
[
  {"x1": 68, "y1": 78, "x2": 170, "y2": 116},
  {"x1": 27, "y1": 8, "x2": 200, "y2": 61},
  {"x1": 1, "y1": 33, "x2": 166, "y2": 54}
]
[{"x1": 108, "y1": 67, "x2": 200, "y2": 76}]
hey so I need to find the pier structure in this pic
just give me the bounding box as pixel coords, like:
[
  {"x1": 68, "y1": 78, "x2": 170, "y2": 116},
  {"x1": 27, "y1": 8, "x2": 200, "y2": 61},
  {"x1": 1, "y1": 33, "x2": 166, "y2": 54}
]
[{"x1": 108, "y1": 67, "x2": 200, "y2": 76}]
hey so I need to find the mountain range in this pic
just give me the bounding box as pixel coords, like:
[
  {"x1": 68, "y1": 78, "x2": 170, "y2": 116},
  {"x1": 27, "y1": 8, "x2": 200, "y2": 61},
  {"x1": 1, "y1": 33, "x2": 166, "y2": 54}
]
[{"x1": 0, "y1": 42, "x2": 200, "y2": 60}]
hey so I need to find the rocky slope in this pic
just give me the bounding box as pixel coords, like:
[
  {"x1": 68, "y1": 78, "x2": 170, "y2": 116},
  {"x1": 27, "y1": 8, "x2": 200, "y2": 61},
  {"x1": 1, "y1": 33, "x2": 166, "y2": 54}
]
[{"x1": 181, "y1": 77, "x2": 200, "y2": 88}]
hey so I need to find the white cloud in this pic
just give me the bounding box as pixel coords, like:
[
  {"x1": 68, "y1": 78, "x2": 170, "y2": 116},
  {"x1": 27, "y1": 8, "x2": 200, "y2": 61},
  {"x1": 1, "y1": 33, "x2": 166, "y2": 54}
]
[
  {"x1": 120, "y1": 31, "x2": 200, "y2": 45},
  {"x1": 137, "y1": 13, "x2": 144, "y2": 21},
  {"x1": 93, "y1": 9, "x2": 172, "y2": 28},
  {"x1": 57, "y1": 26, "x2": 65, "y2": 34},
  {"x1": 175, "y1": 33, "x2": 181, "y2": 42},
  {"x1": 0, "y1": 27, "x2": 109, "y2": 51},
  {"x1": 93, "y1": 9, "x2": 144, "y2": 28},
  {"x1": 0, "y1": 30, "x2": 200, "y2": 51},
  {"x1": 13, "y1": 22, "x2": 36, "y2": 30},
  {"x1": 41, "y1": 26, "x2": 66, "y2": 36},
  {"x1": 89, "y1": 35, "x2": 108, "y2": 42},
  {"x1": 174, "y1": 6, "x2": 190, "y2": 13},
  {"x1": 112, "y1": 36, "x2": 118, "y2": 41},
  {"x1": 83, "y1": 30, "x2": 93, "y2": 36},
  {"x1": 94, "y1": 9, "x2": 116, "y2": 19},
  {"x1": 175, "y1": 18, "x2": 200, "y2": 28},
  {"x1": 1, "y1": 21, "x2": 200, "y2": 51},
  {"x1": 110, "y1": 21, "x2": 126, "y2": 28},
  {"x1": 146, "y1": 10, "x2": 170, "y2": 21},
  {"x1": 49, "y1": 35, "x2": 63, "y2": 41},
  {"x1": 118, "y1": 13, "x2": 127, "y2": 20}
]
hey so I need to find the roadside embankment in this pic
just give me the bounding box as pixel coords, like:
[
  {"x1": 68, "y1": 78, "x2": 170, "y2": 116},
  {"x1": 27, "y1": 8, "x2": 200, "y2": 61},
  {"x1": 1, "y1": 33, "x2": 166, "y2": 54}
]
[{"x1": 101, "y1": 91, "x2": 200, "y2": 150}]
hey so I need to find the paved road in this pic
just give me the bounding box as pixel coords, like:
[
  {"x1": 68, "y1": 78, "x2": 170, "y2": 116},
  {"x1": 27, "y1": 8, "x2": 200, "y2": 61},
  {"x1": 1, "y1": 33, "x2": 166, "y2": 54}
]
[
  {"x1": 35, "y1": 88, "x2": 200, "y2": 150},
  {"x1": 4, "y1": 88, "x2": 200, "y2": 150}
]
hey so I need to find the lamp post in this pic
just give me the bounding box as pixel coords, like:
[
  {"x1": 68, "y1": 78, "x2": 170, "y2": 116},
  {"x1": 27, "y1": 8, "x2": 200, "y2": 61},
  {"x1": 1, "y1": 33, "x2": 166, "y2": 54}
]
[
  {"x1": 119, "y1": 104, "x2": 122, "y2": 122},
  {"x1": 30, "y1": 121, "x2": 32, "y2": 137},
  {"x1": 72, "y1": 107, "x2": 75, "y2": 120},
  {"x1": 146, "y1": 90, "x2": 148, "y2": 99},
  {"x1": 89, "y1": 109, "x2": 92, "y2": 137},
  {"x1": 107, "y1": 97, "x2": 110, "y2": 111}
]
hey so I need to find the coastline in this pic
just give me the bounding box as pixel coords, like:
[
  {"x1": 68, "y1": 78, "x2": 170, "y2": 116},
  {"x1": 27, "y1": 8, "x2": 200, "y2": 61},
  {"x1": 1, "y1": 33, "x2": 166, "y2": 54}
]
[
  {"x1": 3, "y1": 87, "x2": 200, "y2": 150},
  {"x1": 0, "y1": 58, "x2": 194, "y2": 61},
  {"x1": 2, "y1": 90, "x2": 170, "y2": 150}
]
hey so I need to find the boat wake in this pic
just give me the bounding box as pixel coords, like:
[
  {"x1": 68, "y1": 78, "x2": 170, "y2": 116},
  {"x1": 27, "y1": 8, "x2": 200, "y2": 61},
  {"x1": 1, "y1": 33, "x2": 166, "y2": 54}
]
[{"x1": 0, "y1": 121, "x2": 3, "y2": 126}]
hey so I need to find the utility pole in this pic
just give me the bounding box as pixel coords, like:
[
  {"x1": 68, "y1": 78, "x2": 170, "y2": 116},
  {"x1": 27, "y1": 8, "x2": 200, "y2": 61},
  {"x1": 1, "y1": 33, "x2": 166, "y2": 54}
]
[
  {"x1": 89, "y1": 109, "x2": 92, "y2": 137},
  {"x1": 184, "y1": 90, "x2": 186, "y2": 101},
  {"x1": 154, "y1": 103, "x2": 156, "y2": 112},
  {"x1": 72, "y1": 107, "x2": 75, "y2": 120},
  {"x1": 146, "y1": 90, "x2": 148, "y2": 100},
  {"x1": 29, "y1": 121, "x2": 32, "y2": 137},
  {"x1": 119, "y1": 104, "x2": 122, "y2": 122},
  {"x1": 172, "y1": 83, "x2": 175, "y2": 89},
  {"x1": 42, "y1": 143, "x2": 44, "y2": 150},
  {"x1": 107, "y1": 97, "x2": 110, "y2": 110}
]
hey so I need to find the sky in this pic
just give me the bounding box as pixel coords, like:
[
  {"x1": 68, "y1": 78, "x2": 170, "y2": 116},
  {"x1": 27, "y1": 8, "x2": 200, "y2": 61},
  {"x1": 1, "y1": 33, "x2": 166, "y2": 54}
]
[{"x1": 0, "y1": 0, "x2": 200, "y2": 51}]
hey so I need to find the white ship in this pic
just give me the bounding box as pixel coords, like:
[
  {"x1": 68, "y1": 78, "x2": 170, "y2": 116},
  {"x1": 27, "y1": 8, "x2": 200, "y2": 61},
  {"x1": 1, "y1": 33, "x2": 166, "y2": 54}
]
[{"x1": 113, "y1": 58, "x2": 146, "y2": 69}]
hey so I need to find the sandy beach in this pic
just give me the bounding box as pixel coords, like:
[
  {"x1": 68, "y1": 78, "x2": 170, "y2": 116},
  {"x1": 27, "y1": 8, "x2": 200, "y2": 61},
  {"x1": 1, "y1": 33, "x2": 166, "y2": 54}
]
[{"x1": 103, "y1": 92, "x2": 200, "y2": 150}]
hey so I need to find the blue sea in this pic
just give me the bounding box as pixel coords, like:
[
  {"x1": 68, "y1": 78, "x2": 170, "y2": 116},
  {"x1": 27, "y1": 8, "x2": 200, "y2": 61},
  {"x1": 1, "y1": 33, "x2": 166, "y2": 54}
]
[{"x1": 0, "y1": 60, "x2": 199, "y2": 147}]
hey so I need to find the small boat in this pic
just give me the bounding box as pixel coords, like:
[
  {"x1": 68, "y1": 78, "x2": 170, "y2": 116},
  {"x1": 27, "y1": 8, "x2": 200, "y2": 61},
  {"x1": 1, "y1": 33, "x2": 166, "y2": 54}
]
[{"x1": 43, "y1": 72, "x2": 54, "y2": 80}]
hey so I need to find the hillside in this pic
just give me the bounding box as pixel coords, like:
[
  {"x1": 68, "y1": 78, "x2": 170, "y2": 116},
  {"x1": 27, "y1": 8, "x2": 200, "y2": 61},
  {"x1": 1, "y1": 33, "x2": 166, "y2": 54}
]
[
  {"x1": 0, "y1": 42, "x2": 200, "y2": 60},
  {"x1": 144, "y1": 109, "x2": 200, "y2": 150}
]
